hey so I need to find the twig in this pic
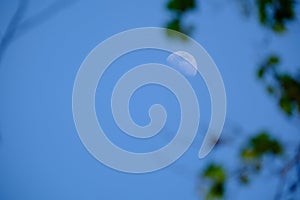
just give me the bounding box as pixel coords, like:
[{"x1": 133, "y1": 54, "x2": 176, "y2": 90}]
[
  {"x1": 15, "y1": 0, "x2": 78, "y2": 39},
  {"x1": 0, "y1": 0, "x2": 28, "y2": 64},
  {"x1": 280, "y1": 145, "x2": 300, "y2": 175},
  {"x1": 0, "y1": 0, "x2": 78, "y2": 65}
]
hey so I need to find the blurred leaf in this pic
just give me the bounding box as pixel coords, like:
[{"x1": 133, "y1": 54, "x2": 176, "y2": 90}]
[
  {"x1": 165, "y1": 18, "x2": 193, "y2": 39},
  {"x1": 206, "y1": 182, "x2": 224, "y2": 200},
  {"x1": 167, "y1": 0, "x2": 196, "y2": 12},
  {"x1": 256, "y1": 0, "x2": 295, "y2": 33},
  {"x1": 203, "y1": 164, "x2": 227, "y2": 183},
  {"x1": 166, "y1": 18, "x2": 181, "y2": 32},
  {"x1": 279, "y1": 95, "x2": 293, "y2": 115},
  {"x1": 257, "y1": 55, "x2": 300, "y2": 116},
  {"x1": 239, "y1": 174, "x2": 250, "y2": 184},
  {"x1": 241, "y1": 132, "x2": 283, "y2": 161},
  {"x1": 257, "y1": 67, "x2": 265, "y2": 78},
  {"x1": 266, "y1": 85, "x2": 275, "y2": 94},
  {"x1": 272, "y1": 23, "x2": 285, "y2": 32},
  {"x1": 165, "y1": 0, "x2": 195, "y2": 39},
  {"x1": 250, "y1": 132, "x2": 283, "y2": 155},
  {"x1": 267, "y1": 55, "x2": 280, "y2": 65},
  {"x1": 257, "y1": 55, "x2": 279, "y2": 79},
  {"x1": 201, "y1": 164, "x2": 227, "y2": 199},
  {"x1": 254, "y1": 162, "x2": 262, "y2": 171},
  {"x1": 277, "y1": 72, "x2": 300, "y2": 114},
  {"x1": 241, "y1": 149, "x2": 257, "y2": 160}
]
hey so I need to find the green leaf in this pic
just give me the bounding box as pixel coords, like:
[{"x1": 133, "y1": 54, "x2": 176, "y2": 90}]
[
  {"x1": 266, "y1": 85, "x2": 275, "y2": 94},
  {"x1": 256, "y1": 0, "x2": 295, "y2": 33},
  {"x1": 279, "y1": 96, "x2": 293, "y2": 115},
  {"x1": 251, "y1": 132, "x2": 283, "y2": 155},
  {"x1": 267, "y1": 55, "x2": 280, "y2": 65},
  {"x1": 257, "y1": 67, "x2": 265, "y2": 78},
  {"x1": 203, "y1": 164, "x2": 226, "y2": 183},
  {"x1": 241, "y1": 149, "x2": 257, "y2": 159},
  {"x1": 166, "y1": 18, "x2": 181, "y2": 32},
  {"x1": 167, "y1": 0, "x2": 196, "y2": 12},
  {"x1": 241, "y1": 132, "x2": 283, "y2": 162},
  {"x1": 206, "y1": 182, "x2": 224, "y2": 199},
  {"x1": 239, "y1": 174, "x2": 250, "y2": 184}
]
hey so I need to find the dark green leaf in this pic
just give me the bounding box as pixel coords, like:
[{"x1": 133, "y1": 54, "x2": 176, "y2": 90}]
[{"x1": 203, "y1": 164, "x2": 226, "y2": 183}]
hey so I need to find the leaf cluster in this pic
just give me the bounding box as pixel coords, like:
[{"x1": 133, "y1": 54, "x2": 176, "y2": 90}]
[
  {"x1": 257, "y1": 55, "x2": 300, "y2": 116},
  {"x1": 201, "y1": 164, "x2": 227, "y2": 200},
  {"x1": 257, "y1": 0, "x2": 295, "y2": 32}
]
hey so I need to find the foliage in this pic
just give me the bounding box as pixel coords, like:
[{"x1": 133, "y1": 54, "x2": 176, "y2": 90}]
[
  {"x1": 201, "y1": 164, "x2": 226, "y2": 200},
  {"x1": 256, "y1": 0, "x2": 295, "y2": 32},
  {"x1": 165, "y1": 0, "x2": 296, "y2": 36},
  {"x1": 257, "y1": 55, "x2": 300, "y2": 116},
  {"x1": 164, "y1": 0, "x2": 299, "y2": 199},
  {"x1": 241, "y1": 132, "x2": 283, "y2": 159},
  {"x1": 199, "y1": 132, "x2": 284, "y2": 199},
  {"x1": 167, "y1": 0, "x2": 196, "y2": 12},
  {"x1": 165, "y1": 0, "x2": 196, "y2": 36},
  {"x1": 238, "y1": 132, "x2": 283, "y2": 184},
  {"x1": 1, "y1": 0, "x2": 299, "y2": 199}
]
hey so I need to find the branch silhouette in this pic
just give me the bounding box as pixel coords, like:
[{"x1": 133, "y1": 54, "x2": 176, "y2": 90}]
[{"x1": 0, "y1": 0, "x2": 78, "y2": 64}]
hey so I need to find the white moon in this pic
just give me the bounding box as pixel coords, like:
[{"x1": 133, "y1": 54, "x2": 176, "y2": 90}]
[{"x1": 167, "y1": 51, "x2": 198, "y2": 77}]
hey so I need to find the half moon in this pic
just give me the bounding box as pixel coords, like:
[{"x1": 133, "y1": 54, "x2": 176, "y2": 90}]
[{"x1": 167, "y1": 51, "x2": 198, "y2": 77}]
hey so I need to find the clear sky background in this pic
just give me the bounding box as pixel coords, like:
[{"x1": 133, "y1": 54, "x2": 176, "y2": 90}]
[{"x1": 0, "y1": 0, "x2": 299, "y2": 200}]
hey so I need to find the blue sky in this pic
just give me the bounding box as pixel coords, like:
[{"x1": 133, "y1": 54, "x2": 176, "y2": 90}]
[{"x1": 0, "y1": 0, "x2": 300, "y2": 199}]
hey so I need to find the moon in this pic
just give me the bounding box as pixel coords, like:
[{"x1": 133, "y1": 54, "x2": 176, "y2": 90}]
[{"x1": 167, "y1": 51, "x2": 198, "y2": 77}]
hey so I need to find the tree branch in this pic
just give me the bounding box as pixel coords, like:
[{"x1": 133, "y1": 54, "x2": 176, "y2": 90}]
[
  {"x1": 0, "y1": 0, "x2": 78, "y2": 65},
  {"x1": 0, "y1": 0, "x2": 28, "y2": 64}
]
